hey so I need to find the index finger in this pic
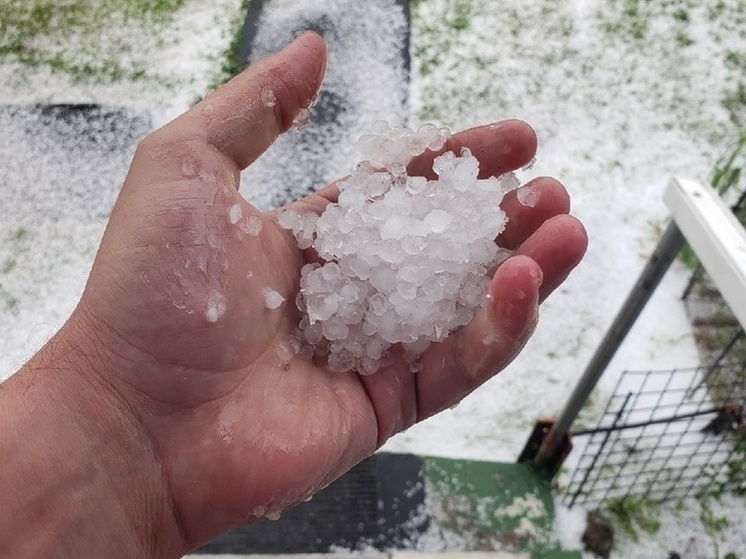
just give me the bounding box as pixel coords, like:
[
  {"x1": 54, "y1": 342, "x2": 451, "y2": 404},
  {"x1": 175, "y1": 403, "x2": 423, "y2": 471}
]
[
  {"x1": 406, "y1": 119, "x2": 537, "y2": 179},
  {"x1": 297, "y1": 119, "x2": 539, "y2": 211}
]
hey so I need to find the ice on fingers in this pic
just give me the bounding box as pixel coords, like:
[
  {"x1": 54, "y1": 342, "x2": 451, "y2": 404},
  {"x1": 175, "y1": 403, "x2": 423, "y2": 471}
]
[{"x1": 282, "y1": 122, "x2": 514, "y2": 374}]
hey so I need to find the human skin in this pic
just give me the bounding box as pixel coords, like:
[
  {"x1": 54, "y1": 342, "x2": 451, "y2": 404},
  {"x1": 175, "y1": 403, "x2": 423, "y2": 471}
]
[{"x1": 0, "y1": 32, "x2": 587, "y2": 558}]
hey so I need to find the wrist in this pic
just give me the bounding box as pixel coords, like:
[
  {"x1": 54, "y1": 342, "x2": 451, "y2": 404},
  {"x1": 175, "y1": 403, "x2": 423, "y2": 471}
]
[{"x1": 0, "y1": 311, "x2": 185, "y2": 559}]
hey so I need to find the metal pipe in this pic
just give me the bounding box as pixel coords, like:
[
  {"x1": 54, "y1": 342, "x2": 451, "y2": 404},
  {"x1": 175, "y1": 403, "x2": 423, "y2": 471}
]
[{"x1": 532, "y1": 221, "x2": 687, "y2": 472}]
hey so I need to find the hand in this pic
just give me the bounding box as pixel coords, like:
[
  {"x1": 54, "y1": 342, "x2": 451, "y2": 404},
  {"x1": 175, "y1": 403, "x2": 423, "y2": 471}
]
[{"x1": 1, "y1": 32, "x2": 586, "y2": 556}]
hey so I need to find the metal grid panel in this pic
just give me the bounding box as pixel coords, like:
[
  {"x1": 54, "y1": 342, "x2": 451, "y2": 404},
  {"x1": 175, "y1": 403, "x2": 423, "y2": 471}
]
[{"x1": 563, "y1": 363, "x2": 746, "y2": 508}]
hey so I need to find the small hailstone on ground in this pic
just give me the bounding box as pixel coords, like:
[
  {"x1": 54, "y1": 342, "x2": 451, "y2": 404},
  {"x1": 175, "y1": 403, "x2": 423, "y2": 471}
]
[
  {"x1": 262, "y1": 287, "x2": 285, "y2": 309},
  {"x1": 280, "y1": 122, "x2": 515, "y2": 374}
]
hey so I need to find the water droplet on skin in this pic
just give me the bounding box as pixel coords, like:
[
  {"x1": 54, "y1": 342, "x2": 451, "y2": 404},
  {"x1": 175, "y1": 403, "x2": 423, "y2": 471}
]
[
  {"x1": 517, "y1": 185, "x2": 540, "y2": 208},
  {"x1": 482, "y1": 332, "x2": 498, "y2": 345},
  {"x1": 197, "y1": 253, "x2": 208, "y2": 275},
  {"x1": 266, "y1": 510, "x2": 282, "y2": 521},
  {"x1": 261, "y1": 86, "x2": 277, "y2": 108},
  {"x1": 263, "y1": 288, "x2": 285, "y2": 309},
  {"x1": 228, "y1": 204, "x2": 243, "y2": 224},
  {"x1": 239, "y1": 215, "x2": 263, "y2": 236},
  {"x1": 208, "y1": 233, "x2": 222, "y2": 249},
  {"x1": 275, "y1": 340, "x2": 297, "y2": 363},
  {"x1": 292, "y1": 108, "x2": 311, "y2": 130},
  {"x1": 205, "y1": 290, "x2": 227, "y2": 323},
  {"x1": 181, "y1": 156, "x2": 198, "y2": 178}
]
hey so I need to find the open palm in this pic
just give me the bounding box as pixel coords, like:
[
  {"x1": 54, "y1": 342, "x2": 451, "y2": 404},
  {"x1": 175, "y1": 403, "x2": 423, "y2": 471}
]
[{"x1": 73, "y1": 33, "x2": 586, "y2": 552}]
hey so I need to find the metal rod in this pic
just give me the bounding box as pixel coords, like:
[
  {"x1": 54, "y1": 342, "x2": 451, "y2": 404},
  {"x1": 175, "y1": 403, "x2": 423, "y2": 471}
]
[
  {"x1": 572, "y1": 406, "x2": 719, "y2": 436},
  {"x1": 532, "y1": 221, "x2": 687, "y2": 472}
]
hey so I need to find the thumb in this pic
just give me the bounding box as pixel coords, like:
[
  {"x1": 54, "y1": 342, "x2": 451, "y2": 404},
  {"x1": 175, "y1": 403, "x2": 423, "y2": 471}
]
[{"x1": 129, "y1": 31, "x2": 327, "y2": 185}]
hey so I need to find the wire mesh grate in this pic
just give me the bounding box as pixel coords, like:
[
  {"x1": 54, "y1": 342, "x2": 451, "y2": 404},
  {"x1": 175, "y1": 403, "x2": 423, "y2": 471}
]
[{"x1": 563, "y1": 363, "x2": 746, "y2": 508}]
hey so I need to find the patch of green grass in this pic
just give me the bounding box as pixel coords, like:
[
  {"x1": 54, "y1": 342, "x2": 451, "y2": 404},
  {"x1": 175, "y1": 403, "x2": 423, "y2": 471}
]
[
  {"x1": 450, "y1": 0, "x2": 472, "y2": 31},
  {"x1": 673, "y1": 7, "x2": 690, "y2": 22},
  {"x1": 11, "y1": 227, "x2": 28, "y2": 242},
  {"x1": 724, "y1": 436, "x2": 746, "y2": 496},
  {"x1": 724, "y1": 82, "x2": 746, "y2": 126},
  {"x1": 0, "y1": 0, "x2": 186, "y2": 83},
  {"x1": 675, "y1": 29, "x2": 694, "y2": 47},
  {"x1": 0, "y1": 226, "x2": 34, "y2": 314},
  {"x1": 413, "y1": 2, "x2": 464, "y2": 80},
  {"x1": 207, "y1": 0, "x2": 251, "y2": 91},
  {"x1": 599, "y1": 0, "x2": 696, "y2": 42},
  {"x1": 411, "y1": 0, "x2": 487, "y2": 120},
  {"x1": 412, "y1": 0, "x2": 581, "y2": 125},
  {"x1": 606, "y1": 494, "x2": 661, "y2": 543},
  {"x1": 700, "y1": 498, "x2": 733, "y2": 559},
  {"x1": 0, "y1": 289, "x2": 20, "y2": 314}
]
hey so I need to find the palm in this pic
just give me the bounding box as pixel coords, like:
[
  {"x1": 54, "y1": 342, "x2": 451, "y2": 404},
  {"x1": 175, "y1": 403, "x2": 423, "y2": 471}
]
[{"x1": 76, "y1": 33, "x2": 586, "y2": 551}]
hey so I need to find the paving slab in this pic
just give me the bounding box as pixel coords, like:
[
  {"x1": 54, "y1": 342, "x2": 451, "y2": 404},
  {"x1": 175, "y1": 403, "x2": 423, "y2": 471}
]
[{"x1": 0, "y1": 104, "x2": 150, "y2": 224}]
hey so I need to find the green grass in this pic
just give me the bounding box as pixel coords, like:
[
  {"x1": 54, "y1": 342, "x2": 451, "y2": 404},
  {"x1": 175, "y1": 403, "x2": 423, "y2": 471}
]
[
  {"x1": 207, "y1": 0, "x2": 251, "y2": 92},
  {"x1": 0, "y1": 226, "x2": 32, "y2": 315},
  {"x1": 605, "y1": 494, "x2": 661, "y2": 543},
  {"x1": 0, "y1": 0, "x2": 186, "y2": 83},
  {"x1": 599, "y1": 0, "x2": 697, "y2": 42},
  {"x1": 591, "y1": 0, "x2": 746, "y2": 143}
]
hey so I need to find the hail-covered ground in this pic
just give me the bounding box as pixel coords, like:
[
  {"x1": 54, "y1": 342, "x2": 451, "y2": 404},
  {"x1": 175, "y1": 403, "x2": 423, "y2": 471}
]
[{"x1": 2, "y1": 0, "x2": 746, "y2": 556}]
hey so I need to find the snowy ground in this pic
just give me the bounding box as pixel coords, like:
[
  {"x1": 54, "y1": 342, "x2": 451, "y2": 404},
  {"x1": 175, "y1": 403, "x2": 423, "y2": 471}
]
[{"x1": 2, "y1": 0, "x2": 746, "y2": 556}]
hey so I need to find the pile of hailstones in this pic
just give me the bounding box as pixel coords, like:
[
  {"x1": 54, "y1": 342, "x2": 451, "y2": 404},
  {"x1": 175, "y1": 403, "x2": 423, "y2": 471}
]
[{"x1": 278, "y1": 122, "x2": 520, "y2": 375}]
